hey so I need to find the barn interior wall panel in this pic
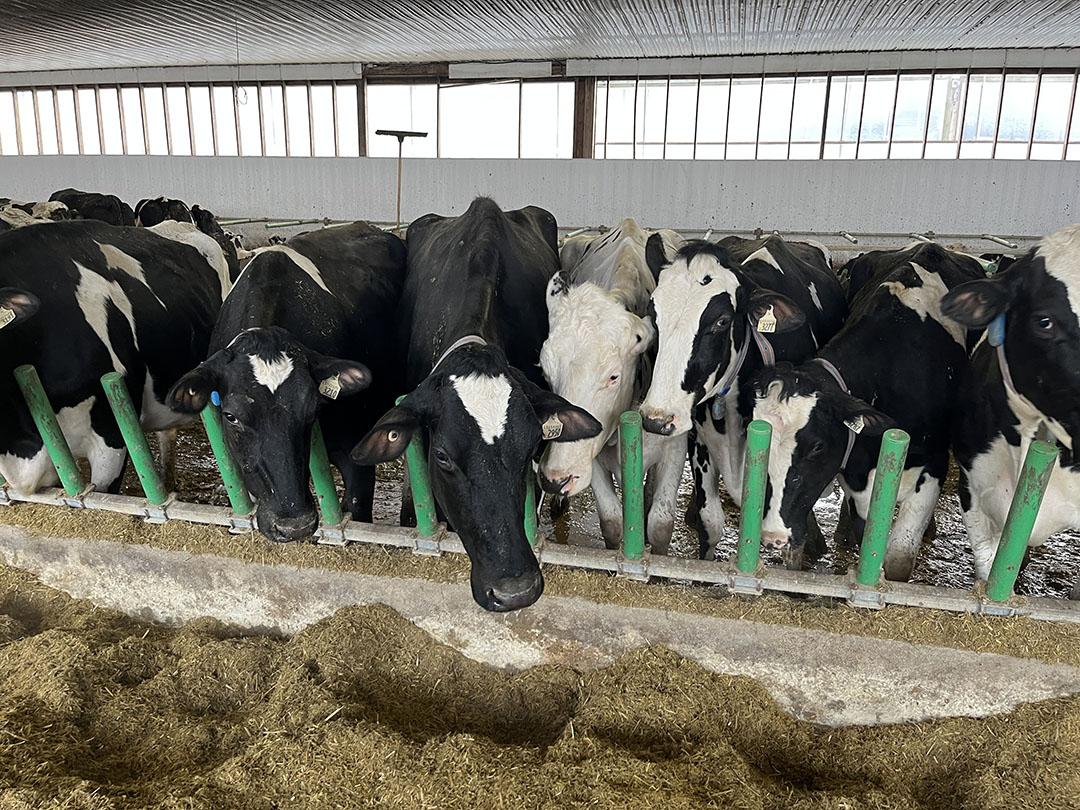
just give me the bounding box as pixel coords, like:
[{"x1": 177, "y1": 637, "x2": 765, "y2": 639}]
[{"x1": 3, "y1": 156, "x2": 1077, "y2": 236}]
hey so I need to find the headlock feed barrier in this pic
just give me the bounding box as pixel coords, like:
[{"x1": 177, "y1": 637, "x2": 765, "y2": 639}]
[{"x1": 1, "y1": 363, "x2": 1075, "y2": 622}]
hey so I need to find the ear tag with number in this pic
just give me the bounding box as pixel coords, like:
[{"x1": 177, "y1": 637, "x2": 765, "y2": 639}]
[
  {"x1": 319, "y1": 374, "x2": 341, "y2": 400},
  {"x1": 0, "y1": 307, "x2": 15, "y2": 329},
  {"x1": 210, "y1": 390, "x2": 221, "y2": 407},
  {"x1": 843, "y1": 414, "x2": 865, "y2": 434},
  {"x1": 541, "y1": 414, "x2": 564, "y2": 440},
  {"x1": 757, "y1": 305, "x2": 777, "y2": 333}
]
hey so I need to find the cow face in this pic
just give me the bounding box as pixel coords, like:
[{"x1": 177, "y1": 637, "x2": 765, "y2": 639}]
[
  {"x1": 351, "y1": 345, "x2": 602, "y2": 612},
  {"x1": 167, "y1": 327, "x2": 370, "y2": 542},
  {"x1": 538, "y1": 274, "x2": 654, "y2": 494},
  {"x1": 943, "y1": 225, "x2": 1080, "y2": 449},
  {"x1": 752, "y1": 367, "x2": 894, "y2": 549},
  {"x1": 639, "y1": 238, "x2": 805, "y2": 437}
]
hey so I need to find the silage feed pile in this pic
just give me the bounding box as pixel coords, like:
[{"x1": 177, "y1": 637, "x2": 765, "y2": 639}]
[{"x1": 0, "y1": 564, "x2": 1079, "y2": 810}]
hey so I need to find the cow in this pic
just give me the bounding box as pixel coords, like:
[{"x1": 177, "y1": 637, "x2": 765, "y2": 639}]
[
  {"x1": 942, "y1": 225, "x2": 1080, "y2": 591},
  {"x1": 639, "y1": 234, "x2": 848, "y2": 560},
  {"x1": 0, "y1": 199, "x2": 73, "y2": 228},
  {"x1": 49, "y1": 188, "x2": 136, "y2": 226},
  {"x1": 0, "y1": 219, "x2": 232, "y2": 495},
  {"x1": 750, "y1": 242, "x2": 984, "y2": 575},
  {"x1": 350, "y1": 197, "x2": 602, "y2": 612},
  {"x1": 134, "y1": 196, "x2": 194, "y2": 227},
  {"x1": 167, "y1": 223, "x2": 406, "y2": 542},
  {"x1": 539, "y1": 219, "x2": 687, "y2": 554}
]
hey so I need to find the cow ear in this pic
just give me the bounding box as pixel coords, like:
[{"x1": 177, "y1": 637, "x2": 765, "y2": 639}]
[
  {"x1": 512, "y1": 372, "x2": 602, "y2": 442},
  {"x1": 941, "y1": 276, "x2": 1015, "y2": 329},
  {"x1": 632, "y1": 314, "x2": 655, "y2": 355},
  {"x1": 307, "y1": 353, "x2": 371, "y2": 400},
  {"x1": 167, "y1": 351, "x2": 228, "y2": 414},
  {"x1": 545, "y1": 271, "x2": 571, "y2": 314},
  {"x1": 350, "y1": 386, "x2": 432, "y2": 465},
  {"x1": 0, "y1": 288, "x2": 40, "y2": 326},
  {"x1": 645, "y1": 232, "x2": 674, "y2": 285},
  {"x1": 748, "y1": 288, "x2": 806, "y2": 333},
  {"x1": 837, "y1": 396, "x2": 896, "y2": 438}
]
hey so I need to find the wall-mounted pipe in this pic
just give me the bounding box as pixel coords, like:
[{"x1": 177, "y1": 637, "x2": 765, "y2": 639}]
[
  {"x1": 13, "y1": 365, "x2": 84, "y2": 498},
  {"x1": 839, "y1": 231, "x2": 859, "y2": 244},
  {"x1": 736, "y1": 420, "x2": 772, "y2": 574},
  {"x1": 855, "y1": 429, "x2": 911, "y2": 587},
  {"x1": 982, "y1": 233, "x2": 1020, "y2": 249},
  {"x1": 620, "y1": 411, "x2": 645, "y2": 560},
  {"x1": 100, "y1": 372, "x2": 168, "y2": 505}
]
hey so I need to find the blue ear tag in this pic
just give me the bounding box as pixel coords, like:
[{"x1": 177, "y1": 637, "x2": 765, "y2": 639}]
[
  {"x1": 210, "y1": 390, "x2": 221, "y2": 407},
  {"x1": 711, "y1": 396, "x2": 726, "y2": 422},
  {"x1": 988, "y1": 313, "x2": 1007, "y2": 348}
]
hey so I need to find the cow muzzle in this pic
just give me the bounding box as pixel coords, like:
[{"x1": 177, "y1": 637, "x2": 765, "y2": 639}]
[
  {"x1": 762, "y1": 531, "x2": 790, "y2": 550},
  {"x1": 484, "y1": 571, "x2": 544, "y2": 612},
  {"x1": 640, "y1": 408, "x2": 679, "y2": 436},
  {"x1": 539, "y1": 470, "x2": 580, "y2": 496},
  {"x1": 259, "y1": 510, "x2": 319, "y2": 543}
]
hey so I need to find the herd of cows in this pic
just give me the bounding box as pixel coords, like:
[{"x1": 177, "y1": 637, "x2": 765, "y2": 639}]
[{"x1": 0, "y1": 189, "x2": 1077, "y2": 611}]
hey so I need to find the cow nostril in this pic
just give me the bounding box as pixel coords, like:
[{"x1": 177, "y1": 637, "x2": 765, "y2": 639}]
[
  {"x1": 486, "y1": 573, "x2": 543, "y2": 612},
  {"x1": 642, "y1": 416, "x2": 676, "y2": 436},
  {"x1": 540, "y1": 473, "x2": 572, "y2": 495}
]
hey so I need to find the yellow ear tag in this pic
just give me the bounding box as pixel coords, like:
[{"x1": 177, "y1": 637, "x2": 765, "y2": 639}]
[
  {"x1": 843, "y1": 415, "x2": 865, "y2": 434},
  {"x1": 0, "y1": 307, "x2": 15, "y2": 328},
  {"x1": 541, "y1": 414, "x2": 563, "y2": 440},
  {"x1": 757, "y1": 305, "x2": 777, "y2": 333},
  {"x1": 318, "y1": 374, "x2": 341, "y2": 400}
]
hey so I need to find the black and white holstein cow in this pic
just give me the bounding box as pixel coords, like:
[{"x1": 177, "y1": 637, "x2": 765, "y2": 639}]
[
  {"x1": 351, "y1": 197, "x2": 601, "y2": 612},
  {"x1": 539, "y1": 219, "x2": 687, "y2": 554},
  {"x1": 640, "y1": 235, "x2": 847, "y2": 560},
  {"x1": 752, "y1": 242, "x2": 984, "y2": 575},
  {"x1": 942, "y1": 225, "x2": 1080, "y2": 590},
  {"x1": 134, "y1": 196, "x2": 194, "y2": 227},
  {"x1": 50, "y1": 188, "x2": 136, "y2": 226},
  {"x1": 0, "y1": 219, "x2": 233, "y2": 494},
  {"x1": 168, "y1": 223, "x2": 405, "y2": 542}
]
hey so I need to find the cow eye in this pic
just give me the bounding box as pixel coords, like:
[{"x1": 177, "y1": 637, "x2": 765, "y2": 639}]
[
  {"x1": 806, "y1": 439, "x2": 826, "y2": 458},
  {"x1": 433, "y1": 447, "x2": 453, "y2": 470},
  {"x1": 222, "y1": 411, "x2": 238, "y2": 425},
  {"x1": 607, "y1": 373, "x2": 620, "y2": 386},
  {"x1": 713, "y1": 315, "x2": 731, "y2": 332},
  {"x1": 1036, "y1": 316, "x2": 1054, "y2": 331}
]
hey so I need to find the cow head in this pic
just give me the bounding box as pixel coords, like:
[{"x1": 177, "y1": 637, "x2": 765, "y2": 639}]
[
  {"x1": 351, "y1": 344, "x2": 601, "y2": 612},
  {"x1": 538, "y1": 273, "x2": 654, "y2": 494},
  {"x1": 943, "y1": 224, "x2": 1080, "y2": 450},
  {"x1": 751, "y1": 364, "x2": 895, "y2": 549},
  {"x1": 167, "y1": 327, "x2": 370, "y2": 542},
  {"x1": 639, "y1": 237, "x2": 805, "y2": 437},
  {"x1": 135, "y1": 196, "x2": 193, "y2": 227}
]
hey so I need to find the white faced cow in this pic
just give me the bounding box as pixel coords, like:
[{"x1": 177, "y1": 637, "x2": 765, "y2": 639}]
[
  {"x1": 943, "y1": 225, "x2": 1080, "y2": 591},
  {"x1": 639, "y1": 235, "x2": 847, "y2": 559},
  {"x1": 351, "y1": 197, "x2": 601, "y2": 613},
  {"x1": 539, "y1": 219, "x2": 686, "y2": 553}
]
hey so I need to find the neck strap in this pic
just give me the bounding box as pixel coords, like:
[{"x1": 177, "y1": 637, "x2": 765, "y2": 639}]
[
  {"x1": 813, "y1": 357, "x2": 857, "y2": 471},
  {"x1": 431, "y1": 334, "x2": 487, "y2": 375},
  {"x1": 699, "y1": 317, "x2": 777, "y2": 405}
]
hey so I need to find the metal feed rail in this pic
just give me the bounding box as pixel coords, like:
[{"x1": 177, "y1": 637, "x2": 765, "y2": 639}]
[{"x1": 3, "y1": 364, "x2": 1076, "y2": 622}]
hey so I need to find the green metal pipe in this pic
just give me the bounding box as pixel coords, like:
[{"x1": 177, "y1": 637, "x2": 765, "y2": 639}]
[
  {"x1": 524, "y1": 463, "x2": 537, "y2": 547},
  {"x1": 13, "y1": 365, "x2": 84, "y2": 497},
  {"x1": 856, "y1": 428, "x2": 911, "y2": 586},
  {"x1": 620, "y1": 411, "x2": 645, "y2": 559},
  {"x1": 200, "y1": 402, "x2": 254, "y2": 516},
  {"x1": 397, "y1": 395, "x2": 438, "y2": 536},
  {"x1": 309, "y1": 420, "x2": 343, "y2": 526},
  {"x1": 737, "y1": 419, "x2": 772, "y2": 574},
  {"x1": 100, "y1": 372, "x2": 169, "y2": 505},
  {"x1": 987, "y1": 440, "x2": 1059, "y2": 602}
]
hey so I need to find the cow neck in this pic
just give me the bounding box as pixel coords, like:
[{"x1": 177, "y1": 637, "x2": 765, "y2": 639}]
[
  {"x1": 812, "y1": 357, "x2": 857, "y2": 471},
  {"x1": 431, "y1": 334, "x2": 488, "y2": 375},
  {"x1": 699, "y1": 317, "x2": 775, "y2": 405}
]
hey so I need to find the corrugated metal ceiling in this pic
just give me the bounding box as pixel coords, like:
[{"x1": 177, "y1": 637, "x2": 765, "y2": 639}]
[{"x1": 2, "y1": 0, "x2": 1080, "y2": 73}]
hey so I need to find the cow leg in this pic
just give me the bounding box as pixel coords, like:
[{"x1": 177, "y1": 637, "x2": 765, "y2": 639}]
[
  {"x1": 805, "y1": 512, "x2": 827, "y2": 561},
  {"x1": 960, "y1": 475, "x2": 1001, "y2": 583},
  {"x1": 591, "y1": 462, "x2": 623, "y2": 551},
  {"x1": 783, "y1": 543, "x2": 806, "y2": 571},
  {"x1": 645, "y1": 438, "x2": 684, "y2": 556},
  {"x1": 399, "y1": 465, "x2": 417, "y2": 528},
  {"x1": 883, "y1": 471, "x2": 941, "y2": 582},
  {"x1": 334, "y1": 454, "x2": 375, "y2": 523},
  {"x1": 549, "y1": 494, "x2": 570, "y2": 523},
  {"x1": 690, "y1": 437, "x2": 726, "y2": 560},
  {"x1": 0, "y1": 443, "x2": 58, "y2": 495},
  {"x1": 65, "y1": 396, "x2": 127, "y2": 495},
  {"x1": 835, "y1": 495, "x2": 865, "y2": 550},
  {"x1": 156, "y1": 428, "x2": 178, "y2": 492}
]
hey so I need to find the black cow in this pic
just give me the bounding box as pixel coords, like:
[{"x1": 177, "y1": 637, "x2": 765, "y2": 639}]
[
  {"x1": 350, "y1": 197, "x2": 601, "y2": 612},
  {"x1": 49, "y1": 188, "x2": 136, "y2": 226},
  {"x1": 167, "y1": 223, "x2": 406, "y2": 542},
  {"x1": 943, "y1": 225, "x2": 1080, "y2": 589},
  {"x1": 639, "y1": 234, "x2": 848, "y2": 559},
  {"x1": 0, "y1": 220, "x2": 232, "y2": 494},
  {"x1": 135, "y1": 196, "x2": 193, "y2": 227},
  {"x1": 750, "y1": 242, "x2": 984, "y2": 576}
]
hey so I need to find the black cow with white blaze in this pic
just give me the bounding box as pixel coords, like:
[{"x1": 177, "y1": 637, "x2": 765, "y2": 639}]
[
  {"x1": 167, "y1": 224, "x2": 406, "y2": 542},
  {"x1": 351, "y1": 197, "x2": 601, "y2": 612},
  {"x1": 942, "y1": 225, "x2": 1080, "y2": 589},
  {"x1": 0, "y1": 219, "x2": 232, "y2": 493},
  {"x1": 49, "y1": 188, "x2": 136, "y2": 226},
  {"x1": 751, "y1": 242, "x2": 984, "y2": 575},
  {"x1": 639, "y1": 235, "x2": 847, "y2": 559}
]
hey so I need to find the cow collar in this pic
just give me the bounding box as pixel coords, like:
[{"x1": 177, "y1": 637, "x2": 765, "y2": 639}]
[
  {"x1": 988, "y1": 313, "x2": 1021, "y2": 400},
  {"x1": 812, "y1": 357, "x2": 857, "y2": 471},
  {"x1": 431, "y1": 334, "x2": 487, "y2": 375},
  {"x1": 700, "y1": 318, "x2": 776, "y2": 406}
]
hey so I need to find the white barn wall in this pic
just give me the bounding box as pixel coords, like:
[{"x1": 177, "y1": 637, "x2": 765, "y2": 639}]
[{"x1": 2, "y1": 156, "x2": 1078, "y2": 236}]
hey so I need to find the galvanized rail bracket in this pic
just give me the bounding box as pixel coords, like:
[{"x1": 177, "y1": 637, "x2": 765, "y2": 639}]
[
  {"x1": 847, "y1": 572, "x2": 887, "y2": 610},
  {"x1": 142, "y1": 493, "x2": 177, "y2": 524},
  {"x1": 412, "y1": 524, "x2": 448, "y2": 556},
  {"x1": 728, "y1": 565, "x2": 765, "y2": 596},
  {"x1": 59, "y1": 484, "x2": 96, "y2": 510},
  {"x1": 227, "y1": 511, "x2": 255, "y2": 534},
  {"x1": 616, "y1": 552, "x2": 650, "y2": 582},
  {"x1": 315, "y1": 513, "x2": 353, "y2": 546}
]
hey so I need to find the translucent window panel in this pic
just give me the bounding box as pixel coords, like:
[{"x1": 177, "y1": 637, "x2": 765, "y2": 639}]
[
  {"x1": 521, "y1": 81, "x2": 574, "y2": 159},
  {"x1": 440, "y1": 81, "x2": 520, "y2": 158},
  {"x1": 606, "y1": 143, "x2": 633, "y2": 159},
  {"x1": 725, "y1": 143, "x2": 757, "y2": 160},
  {"x1": 593, "y1": 143, "x2": 606, "y2": 159},
  {"x1": 995, "y1": 74, "x2": 1038, "y2": 157},
  {"x1": 121, "y1": 87, "x2": 146, "y2": 155},
  {"x1": 1031, "y1": 73, "x2": 1072, "y2": 158},
  {"x1": 365, "y1": 83, "x2": 437, "y2": 157},
  {"x1": 603, "y1": 80, "x2": 636, "y2": 154},
  {"x1": 165, "y1": 86, "x2": 191, "y2": 155},
  {"x1": 790, "y1": 76, "x2": 827, "y2": 150},
  {"x1": 0, "y1": 91, "x2": 17, "y2": 154},
  {"x1": 695, "y1": 143, "x2": 725, "y2": 159},
  {"x1": 665, "y1": 143, "x2": 693, "y2": 159},
  {"x1": 593, "y1": 80, "x2": 608, "y2": 151},
  {"x1": 1068, "y1": 143, "x2": 1080, "y2": 160},
  {"x1": 696, "y1": 78, "x2": 729, "y2": 149},
  {"x1": 857, "y1": 142, "x2": 889, "y2": 159},
  {"x1": 56, "y1": 88, "x2": 79, "y2": 154},
  {"x1": 188, "y1": 85, "x2": 214, "y2": 155},
  {"x1": 890, "y1": 74, "x2": 931, "y2": 148},
  {"x1": 335, "y1": 84, "x2": 360, "y2": 157},
  {"x1": 727, "y1": 77, "x2": 762, "y2": 148},
  {"x1": 36, "y1": 89, "x2": 59, "y2": 154},
  {"x1": 758, "y1": 77, "x2": 794, "y2": 155},
  {"x1": 77, "y1": 88, "x2": 100, "y2": 154},
  {"x1": 311, "y1": 84, "x2": 336, "y2": 156},
  {"x1": 143, "y1": 86, "x2": 169, "y2": 155},
  {"x1": 285, "y1": 84, "x2": 311, "y2": 156},
  {"x1": 634, "y1": 79, "x2": 666, "y2": 156},
  {"x1": 822, "y1": 142, "x2": 858, "y2": 159},
  {"x1": 97, "y1": 87, "x2": 123, "y2": 154},
  {"x1": 889, "y1": 141, "x2": 924, "y2": 159},
  {"x1": 212, "y1": 85, "x2": 238, "y2": 156},
  {"x1": 824, "y1": 75, "x2": 864, "y2": 153},
  {"x1": 788, "y1": 142, "x2": 821, "y2": 159},
  {"x1": 260, "y1": 84, "x2": 286, "y2": 157},
  {"x1": 236, "y1": 85, "x2": 261, "y2": 156},
  {"x1": 962, "y1": 73, "x2": 1002, "y2": 141},
  {"x1": 925, "y1": 74, "x2": 966, "y2": 157},
  {"x1": 16, "y1": 91, "x2": 39, "y2": 154},
  {"x1": 859, "y1": 75, "x2": 896, "y2": 147},
  {"x1": 664, "y1": 79, "x2": 697, "y2": 154}
]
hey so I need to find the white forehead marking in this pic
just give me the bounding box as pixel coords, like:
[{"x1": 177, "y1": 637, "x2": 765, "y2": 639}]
[
  {"x1": 450, "y1": 373, "x2": 512, "y2": 444},
  {"x1": 249, "y1": 352, "x2": 294, "y2": 393},
  {"x1": 1037, "y1": 224, "x2": 1080, "y2": 319},
  {"x1": 755, "y1": 382, "x2": 820, "y2": 537},
  {"x1": 742, "y1": 246, "x2": 783, "y2": 272},
  {"x1": 881, "y1": 263, "x2": 966, "y2": 347},
  {"x1": 261, "y1": 245, "x2": 331, "y2": 294},
  {"x1": 808, "y1": 281, "x2": 823, "y2": 312}
]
